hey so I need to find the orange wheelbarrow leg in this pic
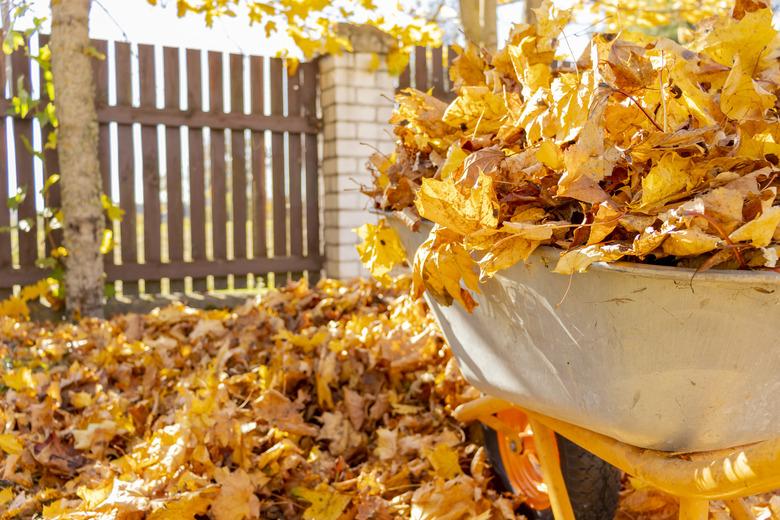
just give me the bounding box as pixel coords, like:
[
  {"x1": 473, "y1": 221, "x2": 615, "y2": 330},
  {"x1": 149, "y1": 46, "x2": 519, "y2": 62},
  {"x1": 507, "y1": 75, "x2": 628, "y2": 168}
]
[
  {"x1": 724, "y1": 499, "x2": 755, "y2": 520},
  {"x1": 527, "y1": 417, "x2": 575, "y2": 520}
]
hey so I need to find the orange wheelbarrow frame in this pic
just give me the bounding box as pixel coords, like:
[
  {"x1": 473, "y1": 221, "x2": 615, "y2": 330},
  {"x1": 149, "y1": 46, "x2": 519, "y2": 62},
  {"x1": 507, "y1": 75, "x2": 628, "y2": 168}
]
[{"x1": 456, "y1": 396, "x2": 780, "y2": 520}]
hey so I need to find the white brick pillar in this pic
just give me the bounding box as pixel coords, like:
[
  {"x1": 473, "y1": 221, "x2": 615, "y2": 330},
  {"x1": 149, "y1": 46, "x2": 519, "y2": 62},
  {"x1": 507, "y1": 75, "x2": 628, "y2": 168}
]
[{"x1": 320, "y1": 26, "x2": 396, "y2": 279}]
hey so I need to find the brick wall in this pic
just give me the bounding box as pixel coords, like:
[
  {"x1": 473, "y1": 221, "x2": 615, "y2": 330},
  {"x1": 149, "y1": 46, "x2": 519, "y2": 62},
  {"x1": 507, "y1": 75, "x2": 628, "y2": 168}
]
[{"x1": 320, "y1": 46, "x2": 396, "y2": 279}]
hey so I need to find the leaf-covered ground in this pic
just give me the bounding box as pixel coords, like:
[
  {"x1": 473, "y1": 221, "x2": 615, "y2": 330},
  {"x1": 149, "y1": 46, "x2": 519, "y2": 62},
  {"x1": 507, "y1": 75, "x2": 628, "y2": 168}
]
[{"x1": 0, "y1": 278, "x2": 778, "y2": 519}]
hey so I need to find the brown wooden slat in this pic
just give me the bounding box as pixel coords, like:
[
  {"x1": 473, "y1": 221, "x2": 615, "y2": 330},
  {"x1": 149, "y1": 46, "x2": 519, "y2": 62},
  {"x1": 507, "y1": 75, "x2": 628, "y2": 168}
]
[
  {"x1": 11, "y1": 50, "x2": 37, "y2": 267},
  {"x1": 164, "y1": 46, "x2": 184, "y2": 292},
  {"x1": 139, "y1": 44, "x2": 161, "y2": 294},
  {"x1": 0, "y1": 50, "x2": 9, "y2": 270},
  {"x1": 208, "y1": 51, "x2": 228, "y2": 290},
  {"x1": 115, "y1": 42, "x2": 137, "y2": 295},
  {"x1": 186, "y1": 49, "x2": 207, "y2": 292},
  {"x1": 270, "y1": 58, "x2": 286, "y2": 285},
  {"x1": 301, "y1": 61, "x2": 320, "y2": 282},
  {"x1": 287, "y1": 66, "x2": 303, "y2": 261},
  {"x1": 249, "y1": 56, "x2": 266, "y2": 267},
  {"x1": 229, "y1": 57, "x2": 247, "y2": 265},
  {"x1": 229, "y1": 54, "x2": 248, "y2": 288},
  {"x1": 91, "y1": 39, "x2": 109, "y2": 108},
  {"x1": 97, "y1": 106, "x2": 319, "y2": 133},
  {"x1": 414, "y1": 46, "x2": 428, "y2": 91},
  {"x1": 0, "y1": 100, "x2": 319, "y2": 134},
  {"x1": 1, "y1": 255, "x2": 323, "y2": 286},
  {"x1": 446, "y1": 45, "x2": 457, "y2": 93},
  {"x1": 398, "y1": 63, "x2": 410, "y2": 90},
  {"x1": 431, "y1": 46, "x2": 444, "y2": 97},
  {"x1": 114, "y1": 42, "x2": 138, "y2": 295}
]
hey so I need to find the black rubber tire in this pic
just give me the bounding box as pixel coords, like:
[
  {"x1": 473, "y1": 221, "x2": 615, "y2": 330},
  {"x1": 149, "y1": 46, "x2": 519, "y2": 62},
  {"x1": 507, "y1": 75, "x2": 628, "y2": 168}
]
[{"x1": 482, "y1": 425, "x2": 621, "y2": 520}]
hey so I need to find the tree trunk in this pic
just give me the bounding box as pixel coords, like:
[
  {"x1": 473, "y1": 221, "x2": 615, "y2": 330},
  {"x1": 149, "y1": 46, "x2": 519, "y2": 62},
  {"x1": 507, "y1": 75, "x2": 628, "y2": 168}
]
[
  {"x1": 50, "y1": 0, "x2": 104, "y2": 318},
  {"x1": 459, "y1": 0, "x2": 497, "y2": 51}
]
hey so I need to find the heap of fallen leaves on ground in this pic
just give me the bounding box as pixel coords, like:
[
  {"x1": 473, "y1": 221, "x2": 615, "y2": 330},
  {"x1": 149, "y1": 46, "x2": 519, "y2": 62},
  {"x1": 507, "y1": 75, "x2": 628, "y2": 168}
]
[
  {"x1": 363, "y1": 0, "x2": 780, "y2": 311},
  {"x1": 0, "y1": 277, "x2": 537, "y2": 519}
]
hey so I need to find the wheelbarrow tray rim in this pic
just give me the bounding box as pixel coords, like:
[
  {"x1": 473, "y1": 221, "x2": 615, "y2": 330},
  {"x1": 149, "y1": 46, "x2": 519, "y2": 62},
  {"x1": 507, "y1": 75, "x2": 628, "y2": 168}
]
[{"x1": 388, "y1": 212, "x2": 780, "y2": 286}]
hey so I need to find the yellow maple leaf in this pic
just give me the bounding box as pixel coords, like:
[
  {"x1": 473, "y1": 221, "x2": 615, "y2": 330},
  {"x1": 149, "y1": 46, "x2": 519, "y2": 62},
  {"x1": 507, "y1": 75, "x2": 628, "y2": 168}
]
[
  {"x1": 19, "y1": 278, "x2": 54, "y2": 301},
  {"x1": 700, "y1": 7, "x2": 777, "y2": 69},
  {"x1": 661, "y1": 229, "x2": 721, "y2": 257},
  {"x1": 2, "y1": 367, "x2": 36, "y2": 393},
  {"x1": 355, "y1": 219, "x2": 407, "y2": 285},
  {"x1": 0, "y1": 487, "x2": 13, "y2": 506},
  {"x1": 212, "y1": 468, "x2": 260, "y2": 520},
  {"x1": 148, "y1": 490, "x2": 215, "y2": 520},
  {"x1": 554, "y1": 244, "x2": 628, "y2": 274},
  {"x1": 720, "y1": 55, "x2": 776, "y2": 121},
  {"x1": 535, "y1": 140, "x2": 564, "y2": 170},
  {"x1": 729, "y1": 207, "x2": 780, "y2": 247},
  {"x1": 0, "y1": 296, "x2": 29, "y2": 320},
  {"x1": 439, "y1": 143, "x2": 469, "y2": 180},
  {"x1": 0, "y1": 433, "x2": 23, "y2": 454},
  {"x1": 424, "y1": 443, "x2": 463, "y2": 480},
  {"x1": 478, "y1": 235, "x2": 540, "y2": 279},
  {"x1": 442, "y1": 86, "x2": 507, "y2": 135},
  {"x1": 42, "y1": 498, "x2": 72, "y2": 518},
  {"x1": 415, "y1": 174, "x2": 499, "y2": 236},
  {"x1": 640, "y1": 153, "x2": 693, "y2": 209},
  {"x1": 292, "y1": 485, "x2": 351, "y2": 520}
]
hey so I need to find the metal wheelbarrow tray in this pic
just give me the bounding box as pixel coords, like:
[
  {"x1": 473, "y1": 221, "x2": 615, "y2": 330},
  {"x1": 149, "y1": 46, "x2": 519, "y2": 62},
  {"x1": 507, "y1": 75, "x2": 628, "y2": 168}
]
[{"x1": 390, "y1": 217, "x2": 780, "y2": 453}]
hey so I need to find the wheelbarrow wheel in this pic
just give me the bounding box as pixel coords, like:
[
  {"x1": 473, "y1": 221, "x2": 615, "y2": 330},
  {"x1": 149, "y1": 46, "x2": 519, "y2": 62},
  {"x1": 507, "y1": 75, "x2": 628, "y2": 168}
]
[{"x1": 481, "y1": 409, "x2": 620, "y2": 520}]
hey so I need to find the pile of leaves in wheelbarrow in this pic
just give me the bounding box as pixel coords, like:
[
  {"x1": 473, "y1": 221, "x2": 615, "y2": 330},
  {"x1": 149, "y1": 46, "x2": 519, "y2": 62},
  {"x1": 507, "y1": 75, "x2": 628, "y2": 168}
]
[
  {"x1": 363, "y1": 0, "x2": 780, "y2": 311},
  {"x1": 1, "y1": 278, "x2": 780, "y2": 519}
]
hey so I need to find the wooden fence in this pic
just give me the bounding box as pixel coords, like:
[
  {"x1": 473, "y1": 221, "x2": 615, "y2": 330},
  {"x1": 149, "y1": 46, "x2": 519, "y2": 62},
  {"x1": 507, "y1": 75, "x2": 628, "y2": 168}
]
[
  {"x1": 0, "y1": 36, "x2": 322, "y2": 295},
  {"x1": 398, "y1": 45, "x2": 458, "y2": 102}
]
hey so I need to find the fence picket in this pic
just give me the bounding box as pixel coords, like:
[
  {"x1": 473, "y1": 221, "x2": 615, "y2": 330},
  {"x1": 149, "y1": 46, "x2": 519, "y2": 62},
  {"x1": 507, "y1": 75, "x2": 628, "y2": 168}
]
[
  {"x1": 301, "y1": 61, "x2": 320, "y2": 282},
  {"x1": 249, "y1": 55, "x2": 267, "y2": 289},
  {"x1": 139, "y1": 44, "x2": 161, "y2": 294},
  {"x1": 208, "y1": 51, "x2": 228, "y2": 290},
  {"x1": 414, "y1": 46, "x2": 428, "y2": 91},
  {"x1": 398, "y1": 63, "x2": 410, "y2": 90},
  {"x1": 115, "y1": 42, "x2": 138, "y2": 295},
  {"x1": 288, "y1": 66, "x2": 303, "y2": 270},
  {"x1": 164, "y1": 46, "x2": 184, "y2": 293},
  {"x1": 431, "y1": 46, "x2": 444, "y2": 97},
  {"x1": 186, "y1": 49, "x2": 207, "y2": 292},
  {"x1": 230, "y1": 53, "x2": 247, "y2": 288},
  {"x1": 270, "y1": 58, "x2": 286, "y2": 286}
]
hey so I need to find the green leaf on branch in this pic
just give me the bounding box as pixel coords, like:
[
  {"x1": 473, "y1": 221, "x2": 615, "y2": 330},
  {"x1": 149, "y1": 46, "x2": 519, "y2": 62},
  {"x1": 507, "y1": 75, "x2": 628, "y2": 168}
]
[
  {"x1": 100, "y1": 229, "x2": 114, "y2": 254},
  {"x1": 42, "y1": 174, "x2": 60, "y2": 195},
  {"x1": 101, "y1": 194, "x2": 125, "y2": 222},
  {"x1": 44, "y1": 128, "x2": 57, "y2": 148},
  {"x1": 2, "y1": 31, "x2": 25, "y2": 55},
  {"x1": 83, "y1": 45, "x2": 106, "y2": 61},
  {"x1": 7, "y1": 186, "x2": 27, "y2": 210}
]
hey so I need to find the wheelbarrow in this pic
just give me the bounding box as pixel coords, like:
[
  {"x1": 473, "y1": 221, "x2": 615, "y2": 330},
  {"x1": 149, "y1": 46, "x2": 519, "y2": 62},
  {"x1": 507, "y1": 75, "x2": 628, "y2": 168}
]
[{"x1": 388, "y1": 214, "x2": 780, "y2": 520}]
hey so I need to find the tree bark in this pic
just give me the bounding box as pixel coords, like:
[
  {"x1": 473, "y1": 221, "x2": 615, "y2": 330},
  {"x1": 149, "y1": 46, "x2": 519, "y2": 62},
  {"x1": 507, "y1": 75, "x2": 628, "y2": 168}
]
[
  {"x1": 50, "y1": 0, "x2": 105, "y2": 318},
  {"x1": 459, "y1": 0, "x2": 497, "y2": 51}
]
